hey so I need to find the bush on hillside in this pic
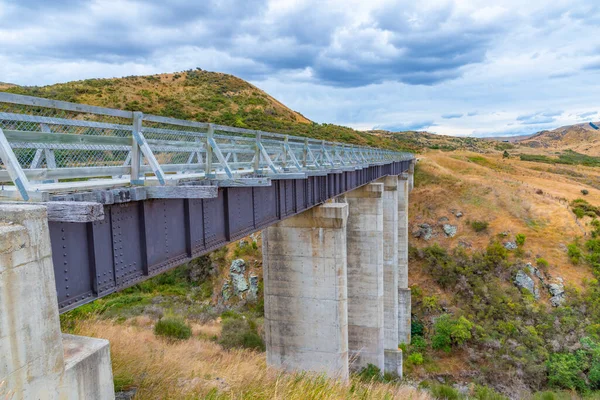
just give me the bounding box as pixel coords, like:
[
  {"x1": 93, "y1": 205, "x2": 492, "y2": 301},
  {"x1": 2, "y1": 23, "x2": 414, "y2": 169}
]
[
  {"x1": 516, "y1": 233, "x2": 526, "y2": 247},
  {"x1": 471, "y1": 220, "x2": 489, "y2": 232},
  {"x1": 219, "y1": 318, "x2": 265, "y2": 351},
  {"x1": 432, "y1": 314, "x2": 473, "y2": 352},
  {"x1": 154, "y1": 317, "x2": 192, "y2": 340},
  {"x1": 536, "y1": 258, "x2": 549, "y2": 268}
]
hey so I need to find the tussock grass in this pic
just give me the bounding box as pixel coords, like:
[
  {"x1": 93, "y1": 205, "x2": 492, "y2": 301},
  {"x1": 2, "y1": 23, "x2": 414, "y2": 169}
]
[{"x1": 74, "y1": 319, "x2": 430, "y2": 399}]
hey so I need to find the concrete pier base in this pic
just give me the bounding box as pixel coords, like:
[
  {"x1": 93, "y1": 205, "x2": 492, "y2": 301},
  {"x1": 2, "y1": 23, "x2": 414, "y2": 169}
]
[
  {"x1": 0, "y1": 204, "x2": 114, "y2": 400},
  {"x1": 263, "y1": 203, "x2": 349, "y2": 380},
  {"x1": 398, "y1": 176, "x2": 411, "y2": 344},
  {"x1": 398, "y1": 288, "x2": 412, "y2": 345},
  {"x1": 345, "y1": 183, "x2": 385, "y2": 372},
  {"x1": 384, "y1": 349, "x2": 403, "y2": 377},
  {"x1": 380, "y1": 176, "x2": 401, "y2": 375}
]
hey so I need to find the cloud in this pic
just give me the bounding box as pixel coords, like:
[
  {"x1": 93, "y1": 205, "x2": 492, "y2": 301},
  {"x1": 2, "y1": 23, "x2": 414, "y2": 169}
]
[
  {"x1": 374, "y1": 120, "x2": 436, "y2": 132},
  {"x1": 1, "y1": 0, "x2": 600, "y2": 138},
  {"x1": 442, "y1": 113, "x2": 463, "y2": 119},
  {"x1": 582, "y1": 60, "x2": 600, "y2": 71},
  {"x1": 516, "y1": 111, "x2": 563, "y2": 125},
  {"x1": 0, "y1": 0, "x2": 506, "y2": 88},
  {"x1": 578, "y1": 111, "x2": 598, "y2": 119}
]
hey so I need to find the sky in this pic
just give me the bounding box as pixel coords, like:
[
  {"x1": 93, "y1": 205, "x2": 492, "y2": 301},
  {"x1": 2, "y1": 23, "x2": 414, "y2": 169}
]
[{"x1": 1, "y1": 0, "x2": 599, "y2": 137}]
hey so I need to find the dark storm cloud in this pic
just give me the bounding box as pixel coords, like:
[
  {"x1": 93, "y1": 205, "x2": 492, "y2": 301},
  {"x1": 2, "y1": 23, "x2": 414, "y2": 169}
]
[{"x1": 0, "y1": 0, "x2": 501, "y2": 88}]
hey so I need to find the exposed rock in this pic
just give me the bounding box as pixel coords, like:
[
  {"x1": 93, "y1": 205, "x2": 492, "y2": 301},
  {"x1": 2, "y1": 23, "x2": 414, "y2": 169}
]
[
  {"x1": 443, "y1": 224, "x2": 458, "y2": 238},
  {"x1": 229, "y1": 259, "x2": 249, "y2": 295},
  {"x1": 188, "y1": 255, "x2": 216, "y2": 283},
  {"x1": 525, "y1": 262, "x2": 535, "y2": 275},
  {"x1": 116, "y1": 389, "x2": 137, "y2": 400},
  {"x1": 500, "y1": 231, "x2": 509, "y2": 237},
  {"x1": 514, "y1": 270, "x2": 539, "y2": 299},
  {"x1": 413, "y1": 224, "x2": 433, "y2": 241},
  {"x1": 458, "y1": 240, "x2": 472, "y2": 248},
  {"x1": 549, "y1": 281, "x2": 566, "y2": 307},
  {"x1": 248, "y1": 274, "x2": 259, "y2": 301},
  {"x1": 238, "y1": 239, "x2": 248, "y2": 248},
  {"x1": 455, "y1": 211, "x2": 463, "y2": 218},
  {"x1": 230, "y1": 259, "x2": 246, "y2": 274},
  {"x1": 439, "y1": 216, "x2": 449, "y2": 223},
  {"x1": 548, "y1": 282, "x2": 564, "y2": 296},
  {"x1": 222, "y1": 282, "x2": 232, "y2": 301},
  {"x1": 550, "y1": 293, "x2": 566, "y2": 307},
  {"x1": 504, "y1": 241, "x2": 518, "y2": 250}
]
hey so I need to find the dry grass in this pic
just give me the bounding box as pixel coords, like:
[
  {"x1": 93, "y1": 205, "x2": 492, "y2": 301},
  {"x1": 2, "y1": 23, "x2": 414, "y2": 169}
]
[
  {"x1": 410, "y1": 151, "x2": 600, "y2": 291},
  {"x1": 75, "y1": 319, "x2": 430, "y2": 400}
]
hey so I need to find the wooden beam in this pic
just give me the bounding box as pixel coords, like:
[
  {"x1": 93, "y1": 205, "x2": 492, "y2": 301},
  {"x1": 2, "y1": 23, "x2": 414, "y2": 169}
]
[
  {"x1": 145, "y1": 185, "x2": 218, "y2": 199},
  {"x1": 0, "y1": 201, "x2": 104, "y2": 222}
]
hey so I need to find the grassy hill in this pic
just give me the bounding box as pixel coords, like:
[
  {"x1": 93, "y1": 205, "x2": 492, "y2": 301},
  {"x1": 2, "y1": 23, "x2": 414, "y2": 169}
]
[
  {"x1": 2, "y1": 70, "x2": 423, "y2": 151},
  {"x1": 519, "y1": 122, "x2": 600, "y2": 155}
]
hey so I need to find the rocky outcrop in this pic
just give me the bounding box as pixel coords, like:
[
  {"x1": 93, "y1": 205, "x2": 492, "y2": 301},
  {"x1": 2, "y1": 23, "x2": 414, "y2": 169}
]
[
  {"x1": 549, "y1": 281, "x2": 566, "y2": 307},
  {"x1": 413, "y1": 224, "x2": 433, "y2": 240},
  {"x1": 514, "y1": 270, "x2": 539, "y2": 299},
  {"x1": 504, "y1": 241, "x2": 517, "y2": 250},
  {"x1": 443, "y1": 224, "x2": 458, "y2": 238},
  {"x1": 230, "y1": 259, "x2": 249, "y2": 295}
]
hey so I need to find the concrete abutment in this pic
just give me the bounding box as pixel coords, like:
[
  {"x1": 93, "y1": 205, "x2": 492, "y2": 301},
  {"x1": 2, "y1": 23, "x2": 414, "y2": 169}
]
[{"x1": 0, "y1": 204, "x2": 114, "y2": 400}]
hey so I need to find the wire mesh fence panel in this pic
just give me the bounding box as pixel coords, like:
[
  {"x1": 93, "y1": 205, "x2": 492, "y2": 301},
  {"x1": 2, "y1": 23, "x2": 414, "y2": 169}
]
[{"x1": 0, "y1": 92, "x2": 414, "y2": 198}]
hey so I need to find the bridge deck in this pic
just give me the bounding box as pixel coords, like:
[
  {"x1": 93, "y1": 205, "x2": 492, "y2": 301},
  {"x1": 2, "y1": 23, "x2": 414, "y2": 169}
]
[{"x1": 0, "y1": 92, "x2": 414, "y2": 313}]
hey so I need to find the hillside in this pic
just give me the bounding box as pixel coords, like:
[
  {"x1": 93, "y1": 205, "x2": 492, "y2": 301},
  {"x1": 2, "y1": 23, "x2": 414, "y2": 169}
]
[
  {"x1": 1, "y1": 70, "x2": 421, "y2": 151},
  {"x1": 0, "y1": 81, "x2": 16, "y2": 90},
  {"x1": 519, "y1": 122, "x2": 600, "y2": 155}
]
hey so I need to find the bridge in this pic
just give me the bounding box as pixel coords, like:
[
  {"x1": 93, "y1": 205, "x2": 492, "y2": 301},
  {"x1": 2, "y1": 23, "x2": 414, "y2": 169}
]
[{"x1": 0, "y1": 92, "x2": 415, "y2": 399}]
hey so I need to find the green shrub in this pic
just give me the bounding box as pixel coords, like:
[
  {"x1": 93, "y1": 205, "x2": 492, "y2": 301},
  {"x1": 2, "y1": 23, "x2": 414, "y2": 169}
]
[
  {"x1": 471, "y1": 220, "x2": 489, "y2": 232},
  {"x1": 536, "y1": 258, "x2": 549, "y2": 268},
  {"x1": 411, "y1": 335, "x2": 427, "y2": 352},
  {"x1": 546, "y1": 352, "x2": 587, "y2": 392},
  {"x1": 113, "y1": 371, "x2": 135, "y2": 392},
  {"x1": 515, "y1": 233, "x2": 526, "y2": 247},
  {"x1": 154, "y1": 318, "x2": 192, "y2": 340},
  {"x1": 407, "y1": 352, "x2": 424, "y2": 365},
  {"x1": 567, "y1": 243, "x2": 583, "y2": 264},
  {"x1": 429, "y1": 383, "x2": 461, "y2": 400},
  {"x1": 432, "y1": 314, "x2": 473, "y2": 352},
  {"x1": 357, "y1": 363, "x2": 383, "y2": 382},
  {"x1": 219, "y1": 318, "x2": 265, "y2": 351},
  {"x1": 582, "y1": 189, "x2": 590, "y2": 195},
  {"x1": 473, "y1": 385, "x2": 508, "y2": 400}
]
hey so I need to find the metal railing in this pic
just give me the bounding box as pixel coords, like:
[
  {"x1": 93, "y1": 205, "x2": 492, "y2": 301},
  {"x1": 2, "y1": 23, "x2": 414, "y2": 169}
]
[{"x1": 0, "y1": 92, "x2": 413, "y2": 201}]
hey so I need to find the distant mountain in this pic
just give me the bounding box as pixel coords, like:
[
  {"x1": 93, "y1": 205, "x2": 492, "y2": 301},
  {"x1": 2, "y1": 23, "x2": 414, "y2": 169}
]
[
  {"x1": 0, "y1": 81, "x2": 16, "y2": 89},
  {"x1": 518, "y1": 122, "x2": 600, "y2": 155}
]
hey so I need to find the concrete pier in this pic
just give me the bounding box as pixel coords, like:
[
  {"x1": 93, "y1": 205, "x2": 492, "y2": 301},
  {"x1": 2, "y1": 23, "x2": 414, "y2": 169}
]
[
  {"x1": 0, "y1": 204, "x2": 114, "y2": 400},
  {"x1": 263, "y1": 203, "x2": 350, "y2": 380},
  {"x1": 398, "y1": 176, "x2": 411, "y2": 344},
  {"x1": 345, "y1": 183, "x2": 385, "y2": 371},
  {"x1": 380, "y1": 176, "x2": 402, "y2": 376}
]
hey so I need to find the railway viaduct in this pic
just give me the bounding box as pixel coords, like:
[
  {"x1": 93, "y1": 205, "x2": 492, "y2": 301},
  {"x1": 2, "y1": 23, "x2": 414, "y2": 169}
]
[{"x1": 0, "y1": 93, "x2": 415, "y2": 399}]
